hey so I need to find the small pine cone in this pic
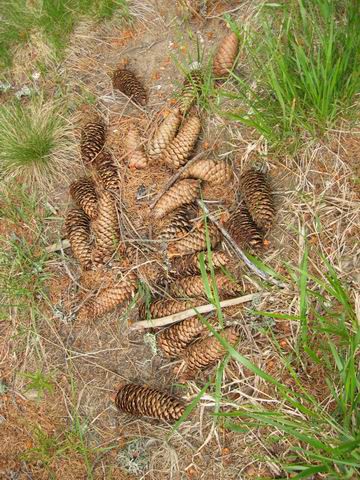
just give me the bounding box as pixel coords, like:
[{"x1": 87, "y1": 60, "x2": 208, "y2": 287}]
[
  {"x1": 239, "y1": 168, "x2": 275, "y2": 230},
  {"x1": 125, "y1": 125, "x2": 148, "y2": 169},
  {"x1": 78, "y1": 274, "x2": 138, "y2": 320},
  {"x1": 153, "y1": 179, "x2": 201, "y2": 220},
  {"x1": 141, "y1": 299, "x2": 198, "y2": 319},
  {"x1": 80, "y1": 268, "x2": 115, "y2": 290},
  {"x1": 168, "y1": 222, "x2": 222, "y2": 257},
  {"x1": 157, "y1": 204, "x2": 197, "y2": 240},
  {"x1": 225, "y1": 205, "x2": 263, "y2": 252},
  {"x1": 177, "y1": 69, "x2": 203, "y2": 115},
  {"x1": 162, "y1": 115, "x2": 201, "y2": 169},
  {"x1": 148, "y1": 109, "x2": 181, "y2": 160},
  {"x1": 112, "y1": 68, "x2": 147, "y2": 106},
  {"x1": 69, "y1": 177, "x2": 98, "y2": 219},
  {"x1": 182, "y1": 159, "x2": 233, "y2": 185},
  {"x1": 170, "y1": 250, "x2": 230, "y2": 277},
  {"x1": 169, "y1": 273, "x2": 241, "y2": 298},
  {"x1": 93, "y1": 151, "x2": 119, "y2": 191},
  {"x1": 115, "y1": 384, "x2": 185, "y2": 422},
  {"x1": 213, "y1": 31, "x2": 239, "y2": 78},
  {"x1": 81, "y1": 121, "x2": 106, "y2": 166},
  {"x1": 181, "y1": 326, "x2": 241, "y2": 378},
  {"x1": 157, "y1": 316, "x2": 215, "y2": 358},
  {"x1": 92, "y1": 190, "x2": 119, "y2": 264},
  {"x1": 65, "y1": 208, "x2": 92, "y2": 270}
]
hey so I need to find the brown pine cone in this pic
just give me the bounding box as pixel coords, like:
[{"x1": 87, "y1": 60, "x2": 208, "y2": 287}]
[
  {"x1": 180, "y1": 325, "x2": 241, "y2": 378},
  {"x1": 170, "y1": 250, "x2": 230, "y2": 277},
  {"x1": 157, "y1": 204, "x2": 198, "y2": 240},
  {"x1": 168, "y1": 221, "x2": 222, "y2": 257},
  {"x1": 148, "y1": 109, "x2": 181, "y2": 160},
  {"x1": 93, "y1": 150, "x2": 119, "y2": 191},
  {"x1": 77, "y1": 273, "x2": 138, "y2": 320},
  {"x1": 213, "y1": 31, "x2": 239, "y2": 78},
  {"x1": 69, "y1": 177, "x2": 98, "y2": 219},
  {"x1": 182, "y1": 159, "x2": 233, "y2": 185},
  {"x1": 169, "y1": 273, "x2": 241, "y2": 298},
  {"x1": 125, "y1": 124, "x2": 148, "y2": 169},
  {"x1": 177, "y1": 69, "x2": 203, "y2": 115},
  {"x1": 65, "y1": 208, "x2": 92, "y2": 270},
  {"x1": 162, "y1": 115, "x2": 201, "y2": 169},
  {"x1": 153, "y1": 179, "x2": 201, "y2": 220},
  {"x1": 239, "y1": 168, "x2": 275, "y2": 231},
  {"x1": 81, "y1": 121, "x2": 106, "y2": 166},
  {"x1": 225, "y1": 205, "x2": 263, "y2": 252},
  {"x1": 140, "y1": 299, "x2": 198, "y2": 319},
  {"x1": 112, "y1": 68, "x2": 147, "y2": 106},
  {"x1": 157, "y1": 316, "x2": 215, "y2": 358},
  {"x1": 79, "y1": 268, "x2": 116, "y2": 290},
  {"x1": 92, "y1": 190, "x2": 119, "y2": 264},
  {"x1": 115, "y1": 384, "x2": 185, "y2": 422}
]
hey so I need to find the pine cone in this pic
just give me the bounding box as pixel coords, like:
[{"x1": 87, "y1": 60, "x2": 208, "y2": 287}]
[
  {"x1": 153, "y1": 179, "x2": 201, "y2": 220},
  {"x1": 112, "y1": 68, "x2": 147, "y2": 106},
  {"x1": 92, "y1": 190, "x2": 119, "y2": 264},
  {"x1": 125, "y1": 125, "x2": 148, "y2": 169},
  {"x1": 182, "y1": 159, "x2": 233, "y2": 185},
  {"x1": 148, "y1": 109, "x2": 181, "y2": 160},
  {"x1": 115, "y1": 384, "x2": 185, "y2": 422},
  {"x1": 81, "y1": 121, "x2": 106, "y2": 166},
  {"x1": 225, "y1": 205, "x2": 263, "y2": 252},
  {"x1": 93, "y1": 150, "x2": 119, "y2": 191},
  {"x1": 168, "y1": 221, "x2": 222, "y2": 257},
  {"x1": 181, "y1": 326, "x2": 241, "y2": 378},
  {"x1": 80, "y1": 268, "x2": 116, "y2": 290},
  {"x1": 177, "y1": 69, "x2": 203, "y2": 115},
  {"x1": 239, "y1": 168, "x2": 275, "y2": 230},
  {"x1": 69, "y1": 177, "x2": 98, "y2": 219},
  {"x1": 65, "y1": 208, "x2": 92, "y2": 270},
  {"x1": 141, "y1": 299, "x2": 198, "y2": 319},
  {"x1": 78, "y1": 274, "x2": 138, "y2": 320},
  {"x1": 157, "y1": 316, "x2": 215, "y2": 358},
  {"x1": 157, "y1": 204, "x2": 198, "y2": 240},
  {"x1": 170, "y1": 250, "x2": 230, "y2": 277},
  {"x1": 169, "y1": 273, "x2": 241, "y2": 298},
  {"x1": 162, "y1": 115, "x2": 201, "y2": 169},
  {"x1": 213, "y1": 31, "x2": 239, "y2": 78}
]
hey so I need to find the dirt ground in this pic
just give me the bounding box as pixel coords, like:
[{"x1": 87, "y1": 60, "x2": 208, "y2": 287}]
[{"x1": 1, "y1": 1, "x2": 359, "y2": 479}]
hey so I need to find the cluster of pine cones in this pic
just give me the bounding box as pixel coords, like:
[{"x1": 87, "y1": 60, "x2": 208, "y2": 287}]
[{"x1": 64, "y1": 31, "x2": 276, "y2": 422}]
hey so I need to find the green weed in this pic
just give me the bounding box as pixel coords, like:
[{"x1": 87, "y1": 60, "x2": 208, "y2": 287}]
[{"x1": 22, "y1": 370, "x2": 55, "y2": 398}]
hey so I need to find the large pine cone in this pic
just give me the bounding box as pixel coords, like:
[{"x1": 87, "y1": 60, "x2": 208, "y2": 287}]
[
  {"x1": 69, "y1": 177, "x2": 98, "y2": 219},
  {"x1": 162, "y1": 115, "x2": 201, "y2": 169},
  {"x1": 81, "y1": 121, "x2": 106, "y2": 166},
  {"x1": 125, "y1": 124, "x2": 148, "y2": 169},
  {"x1": 93, "y1": 150, "x2": 119, "y2": 191},
  {"x1": 239, "y1": 168, "x2": 275, "y2": 231},
  {"x1": 213, "y1": 31, "x2": 239, "y2": 78},
  {"x1": 92, "y1": 190, "x2": 119, "y2": 264},
  {"x1": 157, "y1": 316, "x2": 215, "y2": 358},
  {"x1": 148, "y1": 109, "x2": 181, "y2": 160},
  {"x1": 65, "y1": 208, "x2": 93, "y2": 270},
  {"x1": 153, "y1": 179, "x2": 201, "y2": 220},
  {"x1": 225, "y1": 205, "x2": 263, "y2": 252},
  {"x1": 177, "y1": 69, "x2": 203, "y2": 115},
  {"x1": 77, "y1": 274, "x2": 138, "y2": 320},
  {"x1": 168, "y1": 273, "x2": 241, "y2": 298},
  {"x1": 181, "y1": 325, "x2": 241, "y2": 378},
  {"x1": 140, "y1": 299, "x2": 198, "y2": 320},
  {"x1": 112, "y1": 68, "x2": 147, "y2": 106},
  {"x1": 170, "y1": 250, "x2": 230, "y2": 277},
  {"x1": 157, "y1": 204, "x2": 198, "y2": 240},
  {"x1": 182, "y1": 159, "x2": 233, "y2": 185},
  {"x1": 167, "y1": 221, "x2": 222, "y2": 257},
  {"x1": 115, "y1": 384, "x2": 185, "y2": 422}
]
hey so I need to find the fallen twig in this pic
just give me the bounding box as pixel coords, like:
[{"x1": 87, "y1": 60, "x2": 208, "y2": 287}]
[
  {"x1": 130, "y1": 293, "x2": 259, "y2": 330},
  {"x1": 45, "y1": 238, "x2": 70, "y2": 253}
]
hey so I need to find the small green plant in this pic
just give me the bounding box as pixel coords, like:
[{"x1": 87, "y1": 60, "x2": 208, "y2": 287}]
[
  {"x1": 22, "y1": 370, "x2": 55, "y2": 398},
  {"x1": 223, "y1": 0, "x2": 360, "y2": 147}
]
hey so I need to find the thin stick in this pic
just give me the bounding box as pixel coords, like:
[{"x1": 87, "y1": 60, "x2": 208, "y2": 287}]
[
  {"x1": 130, "y1": 293, "x2": 258, "y2": 331},
  {"x1": 197, "y1": 200, "x2": 287, "y2": 288},
  {"x1": 149, "y1": 150, "x2": 210, "y2": 209},
  {"x1": 45, "y1": 238, "x2": 70, "y2": 253}
]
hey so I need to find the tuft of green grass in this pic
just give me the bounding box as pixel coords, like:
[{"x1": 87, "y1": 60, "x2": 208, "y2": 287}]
[
  {"x1": 222, "y1": 0, "x2": 360, "y2": 148},
  {"x1": 22, "y1": 370, "x2": 55, "y2": 398},
  {"x1": 0, "y1": 98, "x2": 76, "y2": 188}
]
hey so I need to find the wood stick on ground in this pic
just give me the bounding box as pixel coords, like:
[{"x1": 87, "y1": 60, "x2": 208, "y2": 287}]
[
  {"x1": 149, "y1": 150, "x2": 210, "y2": 209},
  {"x1": 130, "y1": 293, "x2": 258, "y2": 331},
  {"x1": 46, "y1": 239, "x2": 70, "y2": 253},
  {"x1": 197, "y1": 200, "x2": 287, "y2": 288}
]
